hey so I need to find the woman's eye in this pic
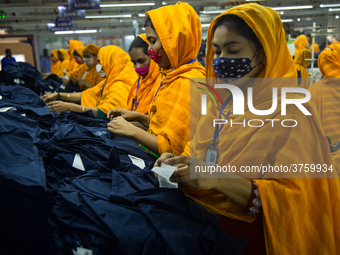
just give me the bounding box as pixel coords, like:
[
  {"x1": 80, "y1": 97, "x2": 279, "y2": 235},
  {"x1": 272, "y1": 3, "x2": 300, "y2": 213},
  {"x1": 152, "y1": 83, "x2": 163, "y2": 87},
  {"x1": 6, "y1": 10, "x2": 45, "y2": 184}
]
[
  {"x1": 229, "y1": 50, "x2": 239, "y2": 54},
  {"x1": 214, "y1": 51, "x2": 221, "y2": 55}
]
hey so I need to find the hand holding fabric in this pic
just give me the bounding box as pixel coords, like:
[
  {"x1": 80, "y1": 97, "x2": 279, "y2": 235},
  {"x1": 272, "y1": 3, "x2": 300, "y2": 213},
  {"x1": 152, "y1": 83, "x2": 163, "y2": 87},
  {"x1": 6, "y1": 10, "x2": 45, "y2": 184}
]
[
  {"x1": 46, "y1": 101, "x2": 72, "y2": 113},
  {"x1": 154, "y1": 153, "x2": 176, "y2": 167},
  {"x1": 41, "y1": 93, "x2": 57, "y2": 103},
  {"x1": 106, "y1": 108, "x2": 139, "y2": 121},
  {"x1": 165, "y1": 156, "x2": 221, "y2": 190},
  {"x1": 107, "y1": 116, "x2": 138, "y2": 137}
]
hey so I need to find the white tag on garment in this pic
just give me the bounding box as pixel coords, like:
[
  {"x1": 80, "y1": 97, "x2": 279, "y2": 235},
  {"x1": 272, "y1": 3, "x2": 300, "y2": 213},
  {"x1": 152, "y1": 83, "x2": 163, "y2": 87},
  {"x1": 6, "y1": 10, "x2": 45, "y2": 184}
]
[
  {"x1": 72, "y1": 248, "x2": 93, "y2": 255},
  {"x1": 128, "y1": 155, "x2": 146, "y2": 169},
  {"x1": 72, "y1": 153, "x2": 85, "y2": 171},
  {"x1": 152, "y1": 163, "x2": 178, "y2": 188},
  {"x1": 0, "y1": 106, "x2": 16, "y2": 112},
  {"x1": 14, "y1": 79, "x2": 20, "y2": 84},
  {"x1": 60, "y1": 84, "x2": 66, "y2": 90}
]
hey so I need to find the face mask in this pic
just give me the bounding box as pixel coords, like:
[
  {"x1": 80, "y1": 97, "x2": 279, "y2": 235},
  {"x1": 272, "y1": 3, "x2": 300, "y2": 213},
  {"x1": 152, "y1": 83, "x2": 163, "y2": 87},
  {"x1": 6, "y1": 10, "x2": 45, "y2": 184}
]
[
  {"x1": 85, "y1": 57, "x2": 95, "y2": 66},
  {"x1": 135, "y1": 65, "x2": 150, "y2": 77},
  {"x1": 212, "y1": 51, "x2": 262, "y2": 80},
  {"x1": 147, "y1": 45, "x2": 165, "y2": 64},
  {"x1": 96, "y1": 63, "x2": 106, "y2": 78},
  {"x1": 75, "y1": 59, "x2": 82, "y2": 64}
]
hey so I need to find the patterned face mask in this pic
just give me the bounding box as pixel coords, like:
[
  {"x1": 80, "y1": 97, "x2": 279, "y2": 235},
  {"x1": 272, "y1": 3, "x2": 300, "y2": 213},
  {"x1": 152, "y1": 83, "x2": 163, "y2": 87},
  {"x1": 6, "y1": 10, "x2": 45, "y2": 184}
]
[
  {"x1": 147, "y1": 45, "x2": 165, "y2": 64},
  {"x1": 96, "y1": 63, "x2": 106, "y2": 78},
  {"x1": 212, "y1": 51, "x2": 262, "y2": 80}
]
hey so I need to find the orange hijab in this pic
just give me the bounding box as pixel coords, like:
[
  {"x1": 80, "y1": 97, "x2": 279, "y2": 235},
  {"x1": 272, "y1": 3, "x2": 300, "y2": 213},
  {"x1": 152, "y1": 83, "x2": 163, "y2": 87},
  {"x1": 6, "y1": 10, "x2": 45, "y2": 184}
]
[
  {"x1": 294, "y1": 34, "x2": 308, "y2": 57},
  {"x1": 146, "y1": 2, "x2": 206, "y2": 156},
  {"x1": 126, "y1": 34, "x2": 162, "y2": 114},
  {"x1": 81, "y1": 45, "x2": 137, "y2": 115},
  {"x1": 56, "y1": 49, "x2": 70, "y2": 77},
  {"x1": 318, "y1": 44, "x2": 340, "y2": 78},
  {"x1": 309, "y1": 44, "x2": 340, "y2": 143},
  {"x1": 186, "y1": 3, "x2": 340, "y2": 255},
  {"x1": 68, "y1": 40, "x2": 84, "y2": 72},
  {"x1": 50, "y1": 49, "x2": 60, "y2": 75},
  {"x1": 294, "y1": 48, "x2": 311, "y2": 88}
]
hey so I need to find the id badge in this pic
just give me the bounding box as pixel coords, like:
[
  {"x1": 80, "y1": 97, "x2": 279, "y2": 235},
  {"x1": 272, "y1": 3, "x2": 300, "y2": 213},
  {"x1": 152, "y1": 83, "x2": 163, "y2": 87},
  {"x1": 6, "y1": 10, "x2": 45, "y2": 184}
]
[{"x1": 205, "y1": 144, "x2": 219, "y2": 166}]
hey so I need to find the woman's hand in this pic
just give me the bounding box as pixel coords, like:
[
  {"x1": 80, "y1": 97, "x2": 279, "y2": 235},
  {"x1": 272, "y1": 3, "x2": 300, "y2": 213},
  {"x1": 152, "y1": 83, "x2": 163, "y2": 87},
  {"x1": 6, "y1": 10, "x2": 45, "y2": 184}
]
[
  {"x1": 154, "y1": 153, "x2": 176, "y2": 167},
  {"x1": 62, "y1": 77, "x2": 69, "y2": 85},
  {"x1": 107, "y1": 116, "x2": 138, "y2": 137},
  {"x1": 46, "y1": 101, "x2": 72, "y2": 113},
  {"x1": 41, "y1": 93, "x2": 58, "y2": 103},
  {"x1": 106, "y1": 108, "x2": 139, "y2": 121},
  {"x1": 165, "y1": 156, "x2": 221, "y2": 190}
]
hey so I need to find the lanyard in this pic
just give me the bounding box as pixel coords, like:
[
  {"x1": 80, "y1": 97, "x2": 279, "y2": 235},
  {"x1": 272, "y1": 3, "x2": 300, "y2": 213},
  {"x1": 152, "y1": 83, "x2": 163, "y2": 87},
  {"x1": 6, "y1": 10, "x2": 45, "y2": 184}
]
[
  {"x1": 133, "y1": 78, "x2": 140, "y2": 111},
  {"x1": 212, "y1": 94, "x2": 232, "y2": 146},
  {"x1": 152, "y1": 58, "x2": 197, "y2": 102}
]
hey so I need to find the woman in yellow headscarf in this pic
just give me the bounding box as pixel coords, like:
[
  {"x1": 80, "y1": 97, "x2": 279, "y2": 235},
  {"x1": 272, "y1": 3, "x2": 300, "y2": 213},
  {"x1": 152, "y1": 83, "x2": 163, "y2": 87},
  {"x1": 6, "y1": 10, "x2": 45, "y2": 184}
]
[
  {"x1": 50, "y1": 49, "x2": 60, "y2": 75},
  {"x1": 42, "y1": 45, "x2": 137, "y2": 120},
  {"x1": 126, "y1": 34, "x2": 161, "y2": 114},
  {"x1": 67, "y1": 40, "x2": 84, "y2": 72},
  {"x1": 294, "y1": 34, "x2": 308, "y2": 58},
  {"x1": 56, "y1": 49, "x2": 70, "y2": 77},
  {"x1": 156, "y1": 4, "x2": 340, "y2": 255},
  {"x1": 63, "y1": 44, "x2": 104, "y2": 90},
  {"x1": 294, "y1": 48, "x2": 311, "y2": 88},
  {"x1": 309, "y1": 44, "x2": 340, "y2": 145},
  {"x1": 106, "y1": 2, "x2": 205, "y2": 157}
]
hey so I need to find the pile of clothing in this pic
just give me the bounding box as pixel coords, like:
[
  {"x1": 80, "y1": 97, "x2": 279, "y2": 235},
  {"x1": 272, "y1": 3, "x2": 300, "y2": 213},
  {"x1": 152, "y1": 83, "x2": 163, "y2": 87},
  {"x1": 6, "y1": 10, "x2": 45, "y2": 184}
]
[
  {"x1": 0, "y1": 84, "x2": 246, "y2": 255},
  {"x1": 0, "y1": 62, "x2": 81, "y2": 96}
]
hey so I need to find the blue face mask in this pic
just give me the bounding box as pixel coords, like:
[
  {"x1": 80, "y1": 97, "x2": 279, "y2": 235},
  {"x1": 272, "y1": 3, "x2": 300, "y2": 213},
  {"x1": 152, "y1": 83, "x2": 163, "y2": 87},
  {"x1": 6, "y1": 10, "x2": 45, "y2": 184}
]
[{"x1": 212, "y1": 51, "x2": 262, "y2": 80}]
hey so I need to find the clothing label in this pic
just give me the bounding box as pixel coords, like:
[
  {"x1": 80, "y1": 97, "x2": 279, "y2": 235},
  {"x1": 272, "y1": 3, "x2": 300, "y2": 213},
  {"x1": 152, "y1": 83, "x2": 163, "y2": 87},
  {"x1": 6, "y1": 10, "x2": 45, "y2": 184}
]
[
  {"x1": 72, "y1": 247, "x2": 93, "y2": 255},
  {"x1": 152, "y1": 163, "x2": 178, "y2": 188},
  {"x1": 14, "y1": 79, "x2": 20, "y2": 84},
  {"x1": 72, "y1": 153, "x2": 85, "y2": 171},
  {"x1": 0, "y1": 106, "x2": 16, "y2": 112},
  {"x1": 128, "y1": 155, "x2": 146, "y2": 169},
  {"x1": 60, "y1": 84, "x2": 66, "y2": 90}
]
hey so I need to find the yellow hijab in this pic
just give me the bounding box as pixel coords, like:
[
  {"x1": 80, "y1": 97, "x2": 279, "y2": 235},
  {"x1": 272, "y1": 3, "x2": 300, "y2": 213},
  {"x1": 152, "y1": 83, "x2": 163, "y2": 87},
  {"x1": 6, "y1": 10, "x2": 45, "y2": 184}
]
[
  {"x1": 81, "y1": 45, "x2": 137, "y2": 114},
  {"x1": 294, "y1": 34, "x2": 308, "y2": 57},
  {"x1": 186, "y1": 3, "x2": 340, "y2": 255},
  {"x1": 145, "y1": 2, "x2": 206, "y2": 155},
  {"x1": 68, "y1": 40, "x2": 84, "y2": 72},
  {"x1": 50, "y1": 49, "x2": 60, "y2": 75},
  {"x1": 126, "y1": 34, "x2": 162, "y2": 114},
  {"x1": 56, "y1": 49, "x2": 70, "y2": 77},
  {"x1": 318, "y1": 44, "x2": 340, "y2": 78}
]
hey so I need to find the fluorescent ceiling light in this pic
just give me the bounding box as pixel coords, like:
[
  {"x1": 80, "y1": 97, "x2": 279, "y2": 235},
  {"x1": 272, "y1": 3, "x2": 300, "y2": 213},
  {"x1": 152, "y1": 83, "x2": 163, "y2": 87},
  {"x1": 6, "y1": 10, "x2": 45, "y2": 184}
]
[
  {"x1": 297, "y1": 18, "x2": 301, "y2": 21},
  {"x1": 329, "y1": 8, "x2": 340, "y2": 12},
  {"x1": 336, "y1": 15, "x2": 340, "y2": 19},
  {"x1": 162, "y1": 1, "x2": 167, "y2": 5},
  {"x1": 142, "y1": 27, "x2": 145, "y2": 30},
  {"x1": 47, "y1": 23, "x2": 55, "y2": 27},
  {"x1": 272, "y1": 5, "x2": 313, "y2": 11},
  {"x1": 280, "y1": 11, "x2": 284, "y2": 15},
  {"x1": 201, "y1": 23, "x2": 210, "y2": 27},
  {"x1": 138, "y1": 13, "x2": 146, "y2": 17},
  {"x1": 100, "y1": 3, "x2": 155, "y2": 7},
  {"x1": 200, "y1": 10, "x2": 226, "y2": 14},
  {"x1": 281, "y1": 19, "x2": 294, "y2": 22},
  {"x1": 75, "y1": 29, "x2": 97, "y2": 34},
  {"x1": 85, "y1": 14, "x2": 131, "y2": 18},
  {"x1": 320, "y1": 4, "x2": 340, "y2": 8},
  {"x1": 55, "y1": 31, "x2": 74, "y2": 34}
]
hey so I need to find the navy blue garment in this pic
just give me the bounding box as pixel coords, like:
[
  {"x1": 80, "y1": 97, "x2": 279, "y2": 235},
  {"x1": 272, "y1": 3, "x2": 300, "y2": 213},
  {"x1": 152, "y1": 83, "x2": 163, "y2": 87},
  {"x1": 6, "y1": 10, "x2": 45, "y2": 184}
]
[
  {"x1": 52, "y1": 159, "x2": 246, "y2": 255},
  {"x1": 0, "y1": 84, "x2": 51, "y2": 116},
  {"x1": 0, "y1": 125, "x2": 61, "y2": 255}
]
